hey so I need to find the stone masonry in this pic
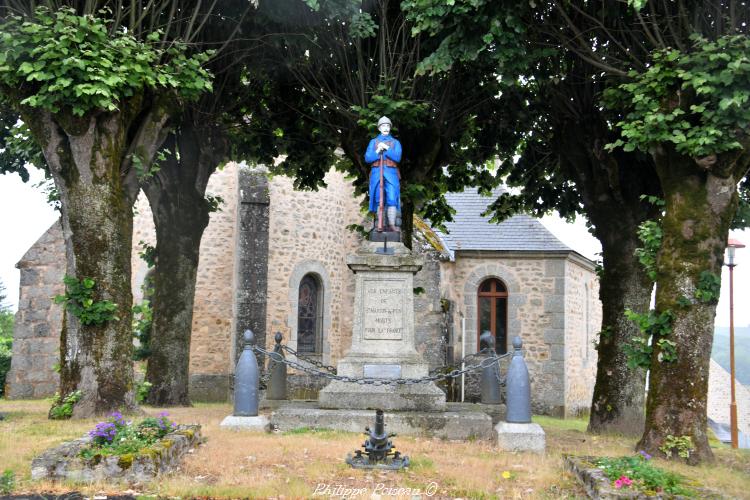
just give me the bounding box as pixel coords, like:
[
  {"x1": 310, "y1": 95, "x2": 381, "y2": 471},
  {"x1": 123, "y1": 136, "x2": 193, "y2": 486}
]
[
  {"x1": 9, "y1": 163, "x2": 605, "y2": 417},
  {"x1": 6, "y1": 222, "x2": 64, "y2": 398}
]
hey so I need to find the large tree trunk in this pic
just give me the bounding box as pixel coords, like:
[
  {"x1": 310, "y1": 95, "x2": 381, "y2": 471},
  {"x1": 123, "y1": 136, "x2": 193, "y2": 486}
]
[
  {"x1": 637, "y1": 146, "x2": 743, "y2": 464},
  {"x1": 554, "y1": 112, "x2": 658, "y2": 435},
  {"x1": 587, "y1": 229, "x2": 650, "y2": 435},
  {"x1": 143, "y1": 123, "x2": 224, "y2": 406},
  {"x1": 25, "y1": 112, "x2": 135, "y2": 417},
  {"x1": 22, "y1": 101, "x2": 170, "y2": 418}
]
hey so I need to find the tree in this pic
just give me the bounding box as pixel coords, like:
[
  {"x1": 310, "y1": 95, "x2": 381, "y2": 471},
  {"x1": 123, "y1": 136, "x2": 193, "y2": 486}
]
[
  {"x1": 253, "y1": 0, "x2": 504, "y2": 246},
  {"x1": 139, "y1": 4, "x2": 280, "y2": 405},
  {"x1": 403, "y1": 0, "x2": 660, "y2": 435},
  {"x1": 542, "y1": 1, "x2": 750, "y2": 463},
  {"x1": 0, "y1": 3, "x2": 215, "y2": 417}
]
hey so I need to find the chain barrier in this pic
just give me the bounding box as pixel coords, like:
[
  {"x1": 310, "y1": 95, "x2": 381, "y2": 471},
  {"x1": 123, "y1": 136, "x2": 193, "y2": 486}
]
[
  {"x1": 280, "y1": 344, "x2": 337, "y2": 373},
  {"x1": 255, "y1": 345, "x2": 510, "y2": 386}
]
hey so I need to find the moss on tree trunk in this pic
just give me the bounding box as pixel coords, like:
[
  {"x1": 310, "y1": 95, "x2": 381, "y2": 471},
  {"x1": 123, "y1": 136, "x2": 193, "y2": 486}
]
[
  {"x1": 24, "y1": 110, "x2": 140, "y2": 417},
  {"x1": 142, "y1": 124, "x2": 223, "y2": 406},
  {"x1": 587, "y1": 233, "x2": 650, "y2": 435},
  {"x1": 637, "y1": 146, "x2": 740, "y2": 464}
]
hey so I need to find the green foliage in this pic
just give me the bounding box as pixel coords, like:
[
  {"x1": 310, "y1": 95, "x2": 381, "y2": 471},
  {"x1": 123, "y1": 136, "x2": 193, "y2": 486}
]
[
  {"x1": 694, "y1": 271, "x2": 721, "y2": 304},
  {"x1": 606, "y1": 35, "x2": 750, "y2": 158},
  {"x1": 135, "y1": 381, "x2": 153, "y2": 404},
  {"x1": 349, "y1": 12, "x2": 377, "y2": 39},
  {"x1": 49, "y1": 390, "x2": 82, "y2": 419},
  {"x1": 138, "y1": 241, "x2": 156, "y2": 269},
  {"x1": 659, "y1": 435, "x2": 694, "y2": 460},
  {"x1": 0, "y1": 332, "x2": 11, "y2": 397},
  {"x1": 634, "y1": 220, "x2": 662, "y2": 282},
  {"x1": 402, "y1": 0, "x2": 533, "y2": 76},
  {"x1": 205, "y1": 194, "x2": 225, "y2": 213},
  {"x1": 79, "y1": 412, "x2": 178, "y2": 459},
  {"x1": 132, "y1": 275, "x2": 154, "y2": 362},
  {"x1": 623, "y1": 309, "x2": 675, "y2": 368},
  {"x1": 345, "y1": 223, "x2": 369, "y2": 239},
  {"x1": 593, "y1": 326, "x2": 613, "y2": 351},
  {"x1": 0, "y1": 469, "x2": 14, "y2": 495},
  {"x1": 595, "y1": 455, "x2": 695, "y2": 496},
  {"x1": 0, "y1": 7, "x2": 213, "y2": 117},
  {"x1": 54, "y1": 276, "x2": 119, "y2": 326}
]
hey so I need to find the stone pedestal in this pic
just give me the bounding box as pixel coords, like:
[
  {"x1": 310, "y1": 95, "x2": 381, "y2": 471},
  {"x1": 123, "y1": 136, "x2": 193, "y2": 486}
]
[
  {"x1": 318, "y1": 241, "x2": 446, "y2": 411},
  {"x1": 495, "y1": 421, "x2": 546, "y2": 453},
  {"x1": 219, "y1": 415, "x2": 270, "y2": 432}
]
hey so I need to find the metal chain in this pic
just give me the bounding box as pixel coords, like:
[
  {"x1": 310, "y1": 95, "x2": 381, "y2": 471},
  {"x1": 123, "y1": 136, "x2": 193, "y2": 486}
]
[
  {"x1": 255, "y1": 346, "x2": 510, "y2": 386},
  {"x1": 429, "y1": 349, "x2": 494, "y2": 376},
  {"x1": 280, "y1": 345, "x2": 337, "y2": 373}
]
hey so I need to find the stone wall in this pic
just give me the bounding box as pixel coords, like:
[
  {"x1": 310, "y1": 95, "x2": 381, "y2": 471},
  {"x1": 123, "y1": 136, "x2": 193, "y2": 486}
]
[
  {"x1": 563, "y1": 257, "x2": 601, "y2": 417},
  {"x1": 441, "y1": 253, "x2": 601, "y2": 416},
  {"x1": 264, "y1": 170, "x2": 363, "y2": 366},
  {"x1": 707, "y1": 359, "x2": 750, "y2": 437},
  {"x1": 6, "y1": 222, "x2": 64, "y2": 398}
]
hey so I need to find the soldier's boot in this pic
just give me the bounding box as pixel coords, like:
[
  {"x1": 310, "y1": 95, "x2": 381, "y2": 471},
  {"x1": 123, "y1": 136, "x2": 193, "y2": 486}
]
[{"x1": 386, "y1": 206, "x2": 400, "y2": 232}]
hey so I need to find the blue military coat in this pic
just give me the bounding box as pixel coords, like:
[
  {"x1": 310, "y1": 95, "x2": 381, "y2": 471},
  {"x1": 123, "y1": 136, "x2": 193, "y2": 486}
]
[{"x1": 365, "y1": 134, "x2": 402, "y2": 212}]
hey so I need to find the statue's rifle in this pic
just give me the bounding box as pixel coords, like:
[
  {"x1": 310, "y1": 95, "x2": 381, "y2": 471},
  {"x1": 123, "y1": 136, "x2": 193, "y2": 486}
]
[{"x1": 377, "y1": 149, "x2": 385, "y2": 232}]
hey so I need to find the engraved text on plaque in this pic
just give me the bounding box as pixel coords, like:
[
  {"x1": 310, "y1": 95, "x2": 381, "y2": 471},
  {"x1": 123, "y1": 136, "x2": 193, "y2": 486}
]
[{"x1": 362, "y1": 279, "x2": 404, "y2": 340}]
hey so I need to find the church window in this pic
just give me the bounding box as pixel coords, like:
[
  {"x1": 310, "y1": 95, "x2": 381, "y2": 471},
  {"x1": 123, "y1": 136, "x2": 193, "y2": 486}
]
[
  {"x1": 298, "y1": 274, "x2": 322, "y2": 354},
  {"x1": 477, "y1": 278, "x2": 508, "y2": 354}
]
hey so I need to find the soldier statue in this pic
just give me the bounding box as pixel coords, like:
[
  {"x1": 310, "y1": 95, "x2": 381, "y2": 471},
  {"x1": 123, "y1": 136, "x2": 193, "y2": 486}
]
[{"x1": 365, "y1": 116, "x2": 402, "y2": 233}]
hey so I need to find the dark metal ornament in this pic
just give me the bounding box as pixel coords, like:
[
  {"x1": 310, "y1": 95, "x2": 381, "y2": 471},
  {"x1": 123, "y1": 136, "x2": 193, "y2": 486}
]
[{"x1": 346, "y1": 410, "x2": 409, "y2": 470}]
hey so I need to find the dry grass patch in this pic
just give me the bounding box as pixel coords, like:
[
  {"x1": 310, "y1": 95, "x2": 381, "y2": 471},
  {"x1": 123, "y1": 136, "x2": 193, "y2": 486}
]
[{"x1": 1, "y1": 399, "x2": 749, "y2": 499}]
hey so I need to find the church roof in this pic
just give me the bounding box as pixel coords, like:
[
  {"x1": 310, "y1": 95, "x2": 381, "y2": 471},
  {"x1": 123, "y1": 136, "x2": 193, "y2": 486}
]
[{"x1": 435, "y1": 187, "x2": 573, "y2": 256}]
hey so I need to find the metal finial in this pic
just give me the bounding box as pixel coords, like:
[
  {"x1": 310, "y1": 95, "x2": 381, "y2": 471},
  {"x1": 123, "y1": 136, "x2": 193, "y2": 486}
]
[
  {"x1": 512, "y1": 336, "x2": 523, "y2": 351},
  {"x1": 275, "y1": 331, "x2": 283, "y2": 344},
  {"x1": 243, "y1": 329, "x2": 255, "y2": 348}
]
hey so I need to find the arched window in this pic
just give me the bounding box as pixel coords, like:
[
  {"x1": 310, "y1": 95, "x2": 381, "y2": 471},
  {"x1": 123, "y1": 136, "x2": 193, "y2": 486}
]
[
  {"x1": 477, "y1": 278, "x2": 508, "y2": 354},
  {"x1": 297, "y1": 274, "x2": 322, "y2": 353}
]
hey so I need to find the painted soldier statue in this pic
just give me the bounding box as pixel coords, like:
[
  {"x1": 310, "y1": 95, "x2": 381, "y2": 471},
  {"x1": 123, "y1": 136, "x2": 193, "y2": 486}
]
[{"x1": 365, "y1": 116, "x2": 402, "y2": 233}]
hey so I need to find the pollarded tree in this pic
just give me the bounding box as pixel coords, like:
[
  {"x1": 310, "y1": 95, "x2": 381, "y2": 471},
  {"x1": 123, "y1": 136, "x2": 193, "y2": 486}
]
[
  {"x1": 0, "y1": 3, "x2": 215, "y2": 417},
  {"x1": 253, "y1": 0, "x2": 505, "y2": 245},
  {"x1": 403, "y1": 0, "x2": 661, "y2": 435},
  {"x1": 139, "y1": 4, "x2": 265, "y2": 407},
  {"x1": 546, "y1": 1, "x2": 750, "y2": 463}
]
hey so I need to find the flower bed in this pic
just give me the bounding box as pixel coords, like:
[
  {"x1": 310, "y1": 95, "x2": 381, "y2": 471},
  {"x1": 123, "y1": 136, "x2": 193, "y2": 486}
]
[
  {"x1": 31, "y1": 412, "x2": 201, "y2": 484},
  {"x1": 564, "y1": 454, "x2": 723, "y2": 499}
]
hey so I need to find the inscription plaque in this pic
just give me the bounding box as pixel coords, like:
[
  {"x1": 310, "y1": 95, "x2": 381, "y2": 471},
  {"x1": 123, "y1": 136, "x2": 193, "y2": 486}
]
[
  {"x1": 362, "y1": 279, "x2": 404, "y2": 340},
  {"x1": 363, "y1": 364, "x2": 402, "y2": 379}
]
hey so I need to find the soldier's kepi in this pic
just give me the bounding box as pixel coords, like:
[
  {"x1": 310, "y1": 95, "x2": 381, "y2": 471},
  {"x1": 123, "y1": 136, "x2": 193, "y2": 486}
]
[{"x1": 365, "y1": 116, "x2": 403, "y2": 232}]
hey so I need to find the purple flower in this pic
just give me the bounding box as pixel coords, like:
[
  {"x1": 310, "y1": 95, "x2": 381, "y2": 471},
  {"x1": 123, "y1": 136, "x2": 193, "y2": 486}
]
[
  {"x1": 639, "y1": 450, "x2": 652, "y2": 461},
  {"x1": 109, "y1": 411, "x2": 126, "y2": 427},
  {"x1": 158, "y1": 411, "x2": 169, "y2": 417},
  {"x1": 89, "y1": 421, "x2": 117, "y2": 443}
]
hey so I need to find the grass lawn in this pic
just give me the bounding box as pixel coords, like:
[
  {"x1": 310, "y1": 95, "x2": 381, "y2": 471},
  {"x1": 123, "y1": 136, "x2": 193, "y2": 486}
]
[{"x1": 0, "y1": 399, "x2": 748, "y2": 499}]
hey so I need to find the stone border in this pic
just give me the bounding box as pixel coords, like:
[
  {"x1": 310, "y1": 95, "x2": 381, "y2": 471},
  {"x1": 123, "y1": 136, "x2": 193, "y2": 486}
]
[
  {"x1": 31, "y1": 425, "x2": 202, "y2": 484},
  {"x1": 563, "y1": 455, "x2": 722, "y2": 500},
  {"x1": 462, "y1": 264, "x2": 525, "y2": 355},
  {"x1": 287, "y1": 260, "x2": 332, "y2": 365}
]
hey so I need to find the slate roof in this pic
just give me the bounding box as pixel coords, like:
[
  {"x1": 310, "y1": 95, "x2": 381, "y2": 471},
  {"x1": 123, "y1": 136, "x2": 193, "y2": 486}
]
[{"x1": 434, "y1": 187, "x2": 573, "y2": 256}]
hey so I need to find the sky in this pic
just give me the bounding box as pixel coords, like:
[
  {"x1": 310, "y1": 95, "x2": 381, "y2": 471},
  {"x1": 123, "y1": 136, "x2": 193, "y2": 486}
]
[{"x1": 0, "y1": 168, "x2": 748, "y2": 328}]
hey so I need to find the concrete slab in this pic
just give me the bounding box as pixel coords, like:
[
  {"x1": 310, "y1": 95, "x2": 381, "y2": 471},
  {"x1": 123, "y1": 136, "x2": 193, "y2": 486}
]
[
  {"x1": 270, "y1": 405, "x2": 494, "y2": 440},
  {"x1": 495, "y1": 421, "x2": 545, "y2": 453},
  {"x1": 220, "y1": 415, "x2": 270, "y2": 432}
]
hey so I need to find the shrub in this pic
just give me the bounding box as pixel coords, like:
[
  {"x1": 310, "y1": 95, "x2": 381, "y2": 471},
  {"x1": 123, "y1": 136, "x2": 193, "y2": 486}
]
[
  {"x1": 49, "y1": 390, "x2": 82, "y2": 419},
  {"x1": 595, "y1": 453, "x2": 697, "y2": 496},
  {"x1": 0, "y1": 333, "x2": 12, "y2": 397},
  {"x1": 80, "y1": 411, "x2": 178, "y2": 459}
]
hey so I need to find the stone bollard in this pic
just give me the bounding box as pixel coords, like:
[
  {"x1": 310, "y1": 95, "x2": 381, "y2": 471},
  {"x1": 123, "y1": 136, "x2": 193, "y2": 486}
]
[
  {"x1": 479, "y1": 331, "x2": 501, "y2": 405},
  {"x1": 234, "y1": 329, "x2": 260, "y2": 417},
  {"x1": 506, "y1": 336, "x2": 531, "y2": 423},
  {"x1": 495, "y1": 335, "x2": 545, "y2": 452},
  {"x1": 267, "y1": 332, "x2": 287, "y2": 400}
]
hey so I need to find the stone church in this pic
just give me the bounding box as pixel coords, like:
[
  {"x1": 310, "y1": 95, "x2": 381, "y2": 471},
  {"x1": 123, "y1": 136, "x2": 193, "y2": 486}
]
[{"x1": 7, "y1": 163, "x2": 602, "y2": 417}]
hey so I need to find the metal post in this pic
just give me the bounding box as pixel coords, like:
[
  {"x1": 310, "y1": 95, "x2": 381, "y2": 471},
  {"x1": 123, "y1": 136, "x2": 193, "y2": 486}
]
[
  {"x1": 461, "y1": 316, "x2": 466, "y2": 403},
  {"x1": 505, "y1": 336, "x2": 531, "y2": 423},
  {"x1": 233, "y1": 329, "x2": 259, "y2": 417},
  {"x1": 729, "y1": 260, "x2": 738, "y2": 448},
  {"x1": 267, "y1": 332, "x2": 287, "y2": 400},
  {"x1": 480, "y1": 331, "x2": 501, "y2": 404}
]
